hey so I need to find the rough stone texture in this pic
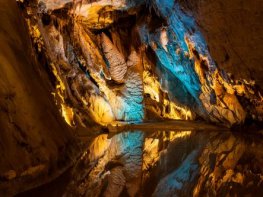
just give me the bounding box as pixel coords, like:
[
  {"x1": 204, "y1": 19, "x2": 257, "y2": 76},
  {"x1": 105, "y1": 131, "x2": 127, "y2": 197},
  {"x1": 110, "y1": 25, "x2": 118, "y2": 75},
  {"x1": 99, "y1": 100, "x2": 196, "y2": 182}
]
[
  {"x1": 139, "y1": 0, "x2": 262, "y2": 126},
  {"x1": 16, "y1": 0, "x2": 262, "y2": 127},
  {"x1": 0, "y1": 1, "x2": 79, "y2": 196},
  {"x1": 101, "y1": 33, "x2": 127, "y2": 83},
  {"x1": 182, "y1": 0, "x2": 263, "y2": 86},
  {"x1": 19, "y1": 0, "x2": 261, "y2": 127},
  {"x1": 2, "y1": 0, "x2": 262, "y2": 196}
]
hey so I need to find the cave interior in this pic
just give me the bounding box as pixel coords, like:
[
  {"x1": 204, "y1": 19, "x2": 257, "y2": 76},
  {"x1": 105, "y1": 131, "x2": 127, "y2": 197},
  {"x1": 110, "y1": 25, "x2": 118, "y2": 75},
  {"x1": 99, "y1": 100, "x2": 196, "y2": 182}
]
[{"x1": 0, "y1": 0, "x2": 263, "y2": 196}]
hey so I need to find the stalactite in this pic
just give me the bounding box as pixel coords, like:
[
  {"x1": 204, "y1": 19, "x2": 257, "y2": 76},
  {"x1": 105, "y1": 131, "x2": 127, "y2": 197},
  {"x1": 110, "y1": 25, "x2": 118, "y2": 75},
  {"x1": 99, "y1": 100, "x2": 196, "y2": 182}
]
[{"x1": 101, "y1": 32, "x2": 127, "y2": 83}]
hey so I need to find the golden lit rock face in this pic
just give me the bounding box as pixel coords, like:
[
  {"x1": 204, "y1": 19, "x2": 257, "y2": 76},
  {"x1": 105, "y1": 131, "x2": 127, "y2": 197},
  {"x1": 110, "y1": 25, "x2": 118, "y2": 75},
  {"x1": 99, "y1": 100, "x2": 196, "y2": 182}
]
[
  {"x1": 0, "y1": 1, "x2": 80, "y2": 195},
  {"x1": 19, "y1": 0, "x2": 147, "y2": 126},
  {"x1": 143, "y1": 71, "x2": 161, "y2": 102},
  {"x1": 61, "y1": 103, "x2": 74, "y2": 126},
  {"x1": 2, "y1": 0, "x2": 262, "y2": 196},
  {"x1": 17, "y1": 0, "x2": 263, "y2": 128},
  {"x1": 88, "y1": 95, "x2": 115, "y2": 125},
  {"x1": 184, "y1": 33, "x2": 261, "y2": 126},
  {"x1": 185, "y1": 37, "x2": 245, "y2": 125},
  {"x1": 76, "y1": 4, "x2": 114, "y2": 29}
]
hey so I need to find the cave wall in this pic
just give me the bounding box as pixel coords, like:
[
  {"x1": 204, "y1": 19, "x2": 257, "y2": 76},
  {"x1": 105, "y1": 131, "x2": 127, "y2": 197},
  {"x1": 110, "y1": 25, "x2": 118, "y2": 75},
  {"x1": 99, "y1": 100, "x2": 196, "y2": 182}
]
[
  {"x1": 179, "y1": 0, "x2": 263, "y2": 86},
  {"x1": 0, "y1": 0, "x2": 262, "y2": 195},
  {"x1": 140, "y1": 0, "x2": 263, "y2": 126},
  {"x1": 0, "y1": 1, "x2": 79, "y2": 195},
  {"x1": 15, "y1": 0, "x2": 263, "y2": 128}
]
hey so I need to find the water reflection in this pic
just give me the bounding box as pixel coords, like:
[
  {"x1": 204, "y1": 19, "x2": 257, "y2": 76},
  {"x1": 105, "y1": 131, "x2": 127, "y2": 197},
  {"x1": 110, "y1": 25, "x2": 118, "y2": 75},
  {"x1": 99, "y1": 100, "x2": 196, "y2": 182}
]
[{"x1": 65, "y1": 130, "x2": 263, "y2": 197}]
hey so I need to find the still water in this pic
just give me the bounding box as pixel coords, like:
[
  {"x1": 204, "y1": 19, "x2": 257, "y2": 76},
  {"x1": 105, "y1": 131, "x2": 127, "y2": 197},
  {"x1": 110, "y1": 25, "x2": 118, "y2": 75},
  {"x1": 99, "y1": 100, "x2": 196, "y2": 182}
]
[{"x1": 17, "y1": 130, "x2": 263, "y2": 197}]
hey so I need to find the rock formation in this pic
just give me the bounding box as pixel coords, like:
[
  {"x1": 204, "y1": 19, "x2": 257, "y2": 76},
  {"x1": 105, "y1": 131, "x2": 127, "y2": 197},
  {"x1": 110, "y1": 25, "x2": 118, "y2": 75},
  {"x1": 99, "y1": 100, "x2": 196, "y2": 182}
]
[
  {"x1": 0, "y1": 0, "x2": 262, "y2": 196},
  {"x1": 0, "y1": 1, "x2": 80, "y2": 195},
  {"x1": 13, "y1": 0, "x2": 262, "y2": 128}
]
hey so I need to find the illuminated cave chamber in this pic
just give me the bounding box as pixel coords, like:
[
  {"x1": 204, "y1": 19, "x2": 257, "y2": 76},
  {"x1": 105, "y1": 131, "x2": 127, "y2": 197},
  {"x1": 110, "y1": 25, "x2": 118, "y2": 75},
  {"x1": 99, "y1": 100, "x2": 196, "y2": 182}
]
[
  {"x1": 18, "y1": 0, "x2": 263, "y2": 128},
  {"x1": 1, "y1": 0, "x2": 262, "y2": 196}
]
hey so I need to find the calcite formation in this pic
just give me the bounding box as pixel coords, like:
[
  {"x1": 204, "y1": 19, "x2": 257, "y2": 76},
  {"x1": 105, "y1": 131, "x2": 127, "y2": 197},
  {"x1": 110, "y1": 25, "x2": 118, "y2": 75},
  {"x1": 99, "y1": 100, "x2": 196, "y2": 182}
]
[
  {"x1": 1, "y1": 0, "x2": 262, "y2": 196},
  {"x1": 15, "y1": 0, "x2": 262, "y2": 128},
  {"x1": 101, "y1": 32, "x2": 128, "y2": 83}
]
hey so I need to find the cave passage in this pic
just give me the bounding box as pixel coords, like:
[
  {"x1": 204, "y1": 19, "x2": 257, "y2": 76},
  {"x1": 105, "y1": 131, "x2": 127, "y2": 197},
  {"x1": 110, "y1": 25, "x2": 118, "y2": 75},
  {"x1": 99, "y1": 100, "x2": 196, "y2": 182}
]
[{"x1": 0, "y1": 0, "x2": 262, "y2": 196}]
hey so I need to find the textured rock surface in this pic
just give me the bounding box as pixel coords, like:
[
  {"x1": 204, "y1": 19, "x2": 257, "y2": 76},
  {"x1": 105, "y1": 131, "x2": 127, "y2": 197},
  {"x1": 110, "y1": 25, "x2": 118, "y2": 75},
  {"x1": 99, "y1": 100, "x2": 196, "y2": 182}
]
[
  {"x1": 0, "y1": 1, "x2": 80, "y2": 196},
  {"x1": 1, "y1": 0, "x2": 262, "y2": 196},
  {"x1": 16, "y1": 0, "x2": 262, "y2": 128},
  {"x1": 180, "y1": 0, "x2": 263, "y2": 86},
  {"x1": 101, "y1": 33, "x2": 127, "y2": 83}
]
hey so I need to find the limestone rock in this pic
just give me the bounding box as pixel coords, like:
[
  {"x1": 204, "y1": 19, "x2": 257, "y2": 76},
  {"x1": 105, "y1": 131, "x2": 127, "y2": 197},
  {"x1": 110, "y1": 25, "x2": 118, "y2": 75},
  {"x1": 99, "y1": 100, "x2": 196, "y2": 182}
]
[{"x1": 101, "y1": 33, "x2": 127, "y2": 83}]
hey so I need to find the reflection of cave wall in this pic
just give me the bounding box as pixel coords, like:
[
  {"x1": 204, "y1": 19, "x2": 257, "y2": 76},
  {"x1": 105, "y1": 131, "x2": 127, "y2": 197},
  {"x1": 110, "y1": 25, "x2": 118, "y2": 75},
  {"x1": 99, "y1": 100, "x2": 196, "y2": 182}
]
[
  {"x1": 16, "y1": 0, "x2": 263, "y2": 127},
  {"x1": 65, "y1": 130, "x2": 263, "y2": 197}
]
